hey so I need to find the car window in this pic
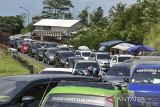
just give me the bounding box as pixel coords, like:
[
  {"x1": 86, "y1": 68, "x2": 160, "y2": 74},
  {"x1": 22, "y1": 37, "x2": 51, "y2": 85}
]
[{"x1": 17, "y1": 83, "x2": 57, "y2": 103}]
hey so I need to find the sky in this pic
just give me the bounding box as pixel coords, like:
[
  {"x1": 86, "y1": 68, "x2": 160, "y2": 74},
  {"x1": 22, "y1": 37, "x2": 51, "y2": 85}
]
[{"x1": 0, "y1": 0, "x2": 136, "y2": 22}]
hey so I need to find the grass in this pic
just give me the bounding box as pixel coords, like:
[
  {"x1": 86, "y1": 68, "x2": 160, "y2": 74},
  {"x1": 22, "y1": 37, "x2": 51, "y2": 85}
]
[
  {"x1": 0, "y1": 56, "x2": 29, "y2": 77},
  {"x1": 18, "y1": 54, "x2": 45, "y2": 73}
]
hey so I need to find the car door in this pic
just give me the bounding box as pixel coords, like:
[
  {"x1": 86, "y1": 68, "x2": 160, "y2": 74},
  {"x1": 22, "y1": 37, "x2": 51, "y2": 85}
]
[{"x1": 15, "y1": 82, "x2": 57, "y2": 107}]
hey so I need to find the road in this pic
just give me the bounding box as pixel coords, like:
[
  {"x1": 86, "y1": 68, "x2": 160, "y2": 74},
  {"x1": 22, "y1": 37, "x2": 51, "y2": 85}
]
[{"x1": 18, "y1": 52, "x2": 54, "y2": 68}]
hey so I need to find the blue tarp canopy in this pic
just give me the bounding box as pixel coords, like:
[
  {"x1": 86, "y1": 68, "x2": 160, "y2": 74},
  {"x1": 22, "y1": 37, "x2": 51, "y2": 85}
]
[
  {"x1": 99, "y1": 40, "x2": 124, "y2": 52},
  {"x1": 100, "y1": 40, "x2": 124, "y2": 47},
  {"x1": 128, "y1": 45, "x2": 156, "y2": 55}
]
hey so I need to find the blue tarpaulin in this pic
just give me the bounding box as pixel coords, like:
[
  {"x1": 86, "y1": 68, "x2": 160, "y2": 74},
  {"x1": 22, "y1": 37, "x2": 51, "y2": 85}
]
[
  {"x1": 99, "y1": 40, "x2": 124, "y2": 52},
  {"x1": 128, "y1": 45, "x2": 156, "y2": 55}
]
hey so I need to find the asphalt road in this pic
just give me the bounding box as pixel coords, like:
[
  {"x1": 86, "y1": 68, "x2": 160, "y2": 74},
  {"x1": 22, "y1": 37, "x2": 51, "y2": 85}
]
[{"x1": 18, "y1": 52, "x2": 54, "y2": 68}]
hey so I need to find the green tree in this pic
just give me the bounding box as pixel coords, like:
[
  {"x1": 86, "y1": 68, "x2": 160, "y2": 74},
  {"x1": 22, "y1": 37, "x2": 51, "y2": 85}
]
[
  {"x1": 90, "y1": 7, "x2": 108, "y2": 28},
  {"x1": 42, "y1": 0, "x2": 73, "y2": 19},
  {"x1": 78, "y1": 8, "x2": 89, "y2": 26}
]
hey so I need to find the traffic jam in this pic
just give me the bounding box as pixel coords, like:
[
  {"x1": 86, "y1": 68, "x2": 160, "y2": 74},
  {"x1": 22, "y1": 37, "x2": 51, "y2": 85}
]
[{"x1": 2, "y1": 37, "x2": 160, "y2": 107}]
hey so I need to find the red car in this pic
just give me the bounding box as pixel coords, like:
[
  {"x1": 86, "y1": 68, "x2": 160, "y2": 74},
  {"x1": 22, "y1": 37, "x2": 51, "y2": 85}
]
[{"x1": 20, "y1": 42, "x2": 31, "y2": 53}]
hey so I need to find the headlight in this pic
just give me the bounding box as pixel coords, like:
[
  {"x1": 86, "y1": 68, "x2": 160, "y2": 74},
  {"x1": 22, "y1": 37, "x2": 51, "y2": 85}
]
[{"x1": 128, "y1": 90, "x2": 135, "y2": 96}]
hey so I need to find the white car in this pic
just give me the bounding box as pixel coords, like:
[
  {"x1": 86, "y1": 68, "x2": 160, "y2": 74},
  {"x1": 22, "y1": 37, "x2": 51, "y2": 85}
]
[
  {"x1": 75, "y1": 50, "x2": 92, "y2": 60},
  {"x1": 110, "y1": 54, "x2": 133, "y2": 67},
  {"x1": 39, "y1": 68, "x2": 73, "y2": 74}
]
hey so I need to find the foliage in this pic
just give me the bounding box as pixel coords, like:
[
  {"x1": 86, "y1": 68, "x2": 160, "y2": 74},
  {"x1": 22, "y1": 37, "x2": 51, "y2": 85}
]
[
  {"x1": 78, "y1": 8, "x2": 89, "y2": 26},
  {"x1": 0, "y1": 56, "x2": 28, "y2": 77},
  {"x1": 144, "y1": 23, "x2": 160, "y2": 50},
  {"x1": 42, "y1": 0, "x2": 73, "y2": 19},
  {"x1": 0, "y1": 15, "x2": 24, "y2": 35}
]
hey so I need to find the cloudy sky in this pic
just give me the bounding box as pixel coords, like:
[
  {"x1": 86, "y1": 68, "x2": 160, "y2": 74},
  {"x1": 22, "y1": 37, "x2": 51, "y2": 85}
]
[{"x1": 0, "y1": 0, "x2": 136, "y2": 19}]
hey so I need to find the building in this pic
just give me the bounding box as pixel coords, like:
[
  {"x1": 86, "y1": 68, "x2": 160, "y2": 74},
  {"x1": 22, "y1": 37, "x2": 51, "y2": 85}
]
[{"x1": 33, "y1": 19, "x2": 86, "y2": 41}]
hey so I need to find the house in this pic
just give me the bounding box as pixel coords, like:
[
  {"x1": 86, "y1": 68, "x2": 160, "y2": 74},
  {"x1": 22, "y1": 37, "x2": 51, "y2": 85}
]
[{"x1": 33, "y1": 19, "x2": 86, "y2": 41}]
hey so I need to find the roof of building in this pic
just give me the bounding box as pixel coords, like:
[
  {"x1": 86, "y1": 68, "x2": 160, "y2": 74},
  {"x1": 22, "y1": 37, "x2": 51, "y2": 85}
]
[{"x1": 34, "y1": 19, "x2": 81, "y2": 27}]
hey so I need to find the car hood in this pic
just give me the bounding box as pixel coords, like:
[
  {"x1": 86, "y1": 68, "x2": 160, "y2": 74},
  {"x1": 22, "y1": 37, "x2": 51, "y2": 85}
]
[
  {"x1": 128, "y1": 83, "x2": 160, "y2": 97},
  {"x1": 98, "y1": 60, "x2": 110, "y2": 64},
  {"x1": 102, "y1": 75, "x2": 127, "y2": 83}
]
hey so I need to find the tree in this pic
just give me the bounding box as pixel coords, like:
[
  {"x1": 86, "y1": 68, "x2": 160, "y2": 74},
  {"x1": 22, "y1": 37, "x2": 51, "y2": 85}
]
[
  {"x1": 42, "y1": 0, "x2": 73, "y2": 19},
  {"x1": 0, "y1": 15, "x2": 24, "y2": 34},
  {"x1": 90, "y1": 7, "x2": 108, "y2": 28},
  {"x1": 78, "y1": 8, "x2": 89, "y2": 26}
]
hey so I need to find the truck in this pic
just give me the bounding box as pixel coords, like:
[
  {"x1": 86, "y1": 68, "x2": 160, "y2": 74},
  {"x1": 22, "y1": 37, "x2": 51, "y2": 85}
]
[{"x1": 128, "y1": 56, "x2": 160, "y2": 107}]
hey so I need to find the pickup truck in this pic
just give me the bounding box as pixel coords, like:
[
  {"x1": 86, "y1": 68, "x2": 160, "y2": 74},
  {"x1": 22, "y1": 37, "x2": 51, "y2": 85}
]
[{"x1": 128, "y1": 56, "x2": 160, "y2": 107}]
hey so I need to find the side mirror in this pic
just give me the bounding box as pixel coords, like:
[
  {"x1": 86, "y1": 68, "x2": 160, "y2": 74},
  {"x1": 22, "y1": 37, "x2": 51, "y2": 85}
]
[
  {"x1": 22, "y1": 96, "x2": 36, "y2": 103},
  {"x1": 124, "y1": 77, "x2": 129, "y2": 83}
]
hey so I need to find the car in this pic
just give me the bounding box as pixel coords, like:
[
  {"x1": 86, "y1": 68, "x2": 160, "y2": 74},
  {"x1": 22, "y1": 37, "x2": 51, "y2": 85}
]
[
  {"x1": 65, "y1": 56, "x2": 84, "y2": 68},
  {"x1": 72, "y1": 60, "x2": 102, "y2": 77},
  {"x1": 102, "y1": 63, "x2": 131, "y2": 84},
  {"x1": 75, "y1": 50, "x2": 92, "y2": 60},
  {"x1": 34, "y1": 48, "x2": 47, "y2": 61},
  {"x1": 20, "y1": 42, "x2": 31, "y2": 54},
  {"x1": 40, "y1": 81, "x2": 128, "y2": 107},
  {"x1": 43, "y1": 48, "x2": 58, "y2": 65},
  {"x1": 110, "y1": 54, "x2": 133, "y2": 67},
  {"x1": 28, "y1": 44, "x2": 41, "y2": 57},
  {"x1": 128, "y1": 64, "x2": 160, "y2": 107},
  {"x1": 44, "y1": 42, "x2": 58, "y2": 48},
  {"x1": 54, "y1": 51, "x2": 75, "y2": 67},
  {"x1": 0, "y1": 74, "x2": 100, "y2": 107},
  {"x1": 14, "y1": 39, "x2": 25, "y2": 51},
  {"x1": 57, "y1": 45, "x2": 70, "y2": 51},
  {"x1": 39, "y1": 68, "x2": 73, "y2": 74},
  {"x1": 90, "y1": 52, "x2": 110, "y2": 71}
]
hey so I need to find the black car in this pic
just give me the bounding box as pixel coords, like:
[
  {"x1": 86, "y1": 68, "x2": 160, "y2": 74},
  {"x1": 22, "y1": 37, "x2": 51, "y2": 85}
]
[
  {"x1": 28, "y1": 44, "x2": 41, "y2": 57},
  {"x1": 34, "y1": 48, "x2": 47, "y2": 61},
  {"x1": 54, "y1": 51, "x2": 75, "y2": 67},
  {"x1": 0, "y1": 74, "x2": 100, "y2": 107},
  {"x1": 43, "y1": 48, "x2": 58, "y2": 65},
  {"x1": 102, "y1": 63, "x2": 131, "y2": 84}
]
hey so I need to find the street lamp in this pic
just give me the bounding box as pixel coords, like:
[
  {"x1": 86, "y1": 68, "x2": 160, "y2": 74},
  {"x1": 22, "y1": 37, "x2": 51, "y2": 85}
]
[{"x1": 20, "y1": 6, "x2": 29, "y2": 26}]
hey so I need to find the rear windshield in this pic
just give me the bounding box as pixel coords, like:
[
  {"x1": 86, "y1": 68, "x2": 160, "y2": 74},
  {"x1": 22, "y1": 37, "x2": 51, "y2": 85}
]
[
  {"x1": 118, "y1": 57, "x2": 131, "y2": 62},
  {"x1": 107, "y1": 65, "x2": 130, "y2": 76},
  {"x1": 42, "y1": 94, "x2": 113, "y2": 107}
]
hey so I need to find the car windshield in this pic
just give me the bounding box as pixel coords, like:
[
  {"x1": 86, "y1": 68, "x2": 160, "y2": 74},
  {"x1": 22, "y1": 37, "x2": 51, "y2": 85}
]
[
  {"x1": 60, "y1": 52, "x2": 74, "y2": 59},
  {"x1": 118, "y1": 57, "x2": 131, "y2": 62},
  {"x1": 107, "y1": 65, "x2": 130, "y2": 76},
  {"x1": 131, "y1": 68, "x2": 160, "y2": 84},
  {"x1": 82, "y1": 52, "x2": 91, "y2": 57},
  {"x1": 0, "y1": 78, "x2": 29, "y2": 103},
  {"x1": 97, "y1": 54, "x2": 109, "y2": 60},
  {"x1": 39, "y1": 49, "x2": 46, "y2": 54},
  {"x1": 47, "y1": 44, "x2": 58, "y2": 48},
  {"x1": 75, "y1": 62, "x2": 99, "y2": 70},
  {"x1": 48, "y1": 50, "x2": 57, "y2": 54},
  {"x1": 32, "y1": 45, "x2": 41, "y2": 49},
  {"x1": 42, "y1": 94, "x2": 110, "y2": 107},
  {"x1": 59, "y1": 47, "x2": 70, "y2": 51}
]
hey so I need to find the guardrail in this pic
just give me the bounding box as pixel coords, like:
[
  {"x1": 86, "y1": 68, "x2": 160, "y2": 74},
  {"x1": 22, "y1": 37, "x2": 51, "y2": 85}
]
[{"x1": 12, "y1": 55, "x2": 35, "y2": 74}]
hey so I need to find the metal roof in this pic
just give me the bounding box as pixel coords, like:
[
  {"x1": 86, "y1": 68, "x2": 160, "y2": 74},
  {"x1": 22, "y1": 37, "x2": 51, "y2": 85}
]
[{"x1": 34, "y1": 19, "x2": 80, "y2": 28}]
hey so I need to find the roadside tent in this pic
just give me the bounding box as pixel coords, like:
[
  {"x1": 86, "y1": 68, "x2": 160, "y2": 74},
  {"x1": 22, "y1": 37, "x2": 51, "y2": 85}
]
[
  {"x1": 128, "y1": 45, "x2": 156, "y2": 55},
  {"x1": 111, "y1": 43, "x2": 135, "y2": 54},
  {"x1": 99, "y1": 40, "x2": 124, "y2": 52}
]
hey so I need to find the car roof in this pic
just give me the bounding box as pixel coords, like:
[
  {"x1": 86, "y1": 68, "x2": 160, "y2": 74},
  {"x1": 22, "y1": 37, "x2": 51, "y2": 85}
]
[
  {"x1": 0, "y1": 74, "x2": 100, "y2": 82},
  {"x1": 76, "y1": 50, "x2": 92, "y2": 52},
  {"x1": 77, "y1": 60, "x2": 98, "y2": 63},
  {"x1": 57, "y1": 51, "x2": 73, "y2": 53},
  {"x1": 42, "y1": 68, "x2": 73, "y2": 72},
  {"x1": 113, "y1": 63, "x2": 131, "y2": 67},
  {"x1": 92, "y1": 52, "x2": 109, "y2": 54},
  {"x1": 113, "y1": 54, "x2": 133, "y2": 57}
]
